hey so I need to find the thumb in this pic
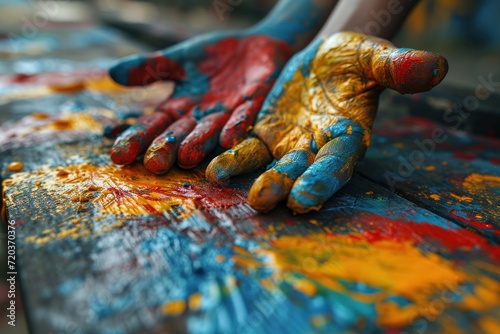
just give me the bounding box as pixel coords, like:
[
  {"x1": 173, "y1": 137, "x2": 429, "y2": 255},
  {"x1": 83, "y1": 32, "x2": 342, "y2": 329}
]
[
  {"x1": 109, "y1": 49, "x2": 186, "y2": 86},
  {"x1": 370, "y1": 43, "x2": 448, "y2": 94}
]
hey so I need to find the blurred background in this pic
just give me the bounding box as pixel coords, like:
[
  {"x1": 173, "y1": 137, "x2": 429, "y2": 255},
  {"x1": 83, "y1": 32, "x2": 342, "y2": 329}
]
[
  {"x1": 0, "y1": 0, "x2": 499, "y2": 333},
  {"x1": 0, "y1": 0, "x2": 498, "y2": 87}
]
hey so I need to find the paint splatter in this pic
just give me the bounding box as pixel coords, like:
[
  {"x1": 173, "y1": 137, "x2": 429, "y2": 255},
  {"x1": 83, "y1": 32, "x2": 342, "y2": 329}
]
[
  {"x1": 6, "y1": 161, "x2": 23, "y2": 172},
  {"x1": 234, "y1": 216, "x2": 500, "y2": 328}
]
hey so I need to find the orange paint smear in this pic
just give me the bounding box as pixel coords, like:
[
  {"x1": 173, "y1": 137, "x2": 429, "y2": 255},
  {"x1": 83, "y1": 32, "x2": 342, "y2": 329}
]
[{"x1": 7, "y1": 162, "x2": 247, "y2": 216}]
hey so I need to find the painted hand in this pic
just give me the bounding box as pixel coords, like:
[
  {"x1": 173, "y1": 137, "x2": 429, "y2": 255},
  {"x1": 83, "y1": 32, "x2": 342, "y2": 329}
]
[
  {"x1": 206, "y1": 32, "x2": 448, "y2": 214},
  {"x1": 108, "y1": 32, "x2": 292, "y2": 173}
]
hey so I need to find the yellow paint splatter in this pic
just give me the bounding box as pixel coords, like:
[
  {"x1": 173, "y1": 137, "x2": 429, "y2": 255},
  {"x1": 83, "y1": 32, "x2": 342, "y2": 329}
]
[
  {"x1": 235, "y1": 231, "x2": 500, "y2": 327},
  {"x1": 161, "y1": 300, "x2": 186, "y2": 316},
  {"x1": 430, "y1": 194, "x2": 441, "y2": 200},
  {"x1": 188, "y1": 293, "x2": 202, "y2": 311},
  {"x1": 463, "y1": 173, "x2": 500, "y2": 194},
  {"x1": 41, "y1": 113, "x2": 103, "y2": 132},
  {"x1": 292, "y1": 279, "x2": 317, "y2": 297},
  {"x1": 6, "y1": 162, "x2": 205, "y2": 217},
  {"x1": 423, "y1": 165, "x2": 436, "y2": 171},
  {"x1": 450, "y1": 193, "x2": 474, "y2": 203},
  {"x1": 7, "y1": 161, "x2": 24, "y2": 172}
]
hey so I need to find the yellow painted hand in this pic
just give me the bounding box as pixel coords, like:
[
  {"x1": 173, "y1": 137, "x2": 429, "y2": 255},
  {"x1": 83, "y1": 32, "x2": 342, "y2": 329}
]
[{"x1": 206, "y1": 32, "x2": 448, "y2": 214}]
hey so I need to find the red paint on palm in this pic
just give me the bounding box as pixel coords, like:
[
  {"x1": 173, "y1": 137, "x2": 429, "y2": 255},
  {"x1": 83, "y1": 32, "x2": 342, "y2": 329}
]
[
  {"x1": 110, "y1": 112, "x2": 172, "y2": 165},
  {"x1": 174, "y1": 36, "x2": 291, "y2": 167},
  {"x1": 112, "y1": 35, "x2": 292, "y2": 170},
  {"x1": 194, "y1": 36, "x2": 291, "y2": 116},
  {"x1": 128, "y1": 53, "x2": 186, "y2": 86}
]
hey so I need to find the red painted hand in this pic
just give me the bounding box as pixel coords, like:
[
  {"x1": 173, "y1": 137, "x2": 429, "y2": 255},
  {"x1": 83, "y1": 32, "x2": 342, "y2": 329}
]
[{"x1": 108, "y1": 32, "x2": 292, "y2": 174}]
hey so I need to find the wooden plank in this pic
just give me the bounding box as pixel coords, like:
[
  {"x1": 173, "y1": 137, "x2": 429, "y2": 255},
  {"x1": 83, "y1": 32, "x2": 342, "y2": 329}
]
[
  {"x1": 2, "y1": 105, "x2": 499, "y2": 333},
  {"x1": 358, "y1": 92, "x2": 500, "y2": 241}
]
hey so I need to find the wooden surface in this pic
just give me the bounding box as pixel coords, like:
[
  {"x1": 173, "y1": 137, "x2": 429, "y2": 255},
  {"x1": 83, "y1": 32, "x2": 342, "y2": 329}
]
[{"x1": 1, "y1": 26, "x2": 499, "y2": 334}]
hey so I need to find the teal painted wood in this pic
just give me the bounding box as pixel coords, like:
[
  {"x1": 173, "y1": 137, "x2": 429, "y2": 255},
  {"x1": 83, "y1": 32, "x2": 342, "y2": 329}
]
[{"x1": 358, "y1": 91, "x2": 500, "y2": 240}]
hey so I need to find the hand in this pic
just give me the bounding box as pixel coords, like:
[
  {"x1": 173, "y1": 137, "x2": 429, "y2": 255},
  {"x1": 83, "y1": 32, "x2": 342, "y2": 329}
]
[
  {"x1": 108, "y1": 31, "x2": 292, "y2": 173},
  {"x1": 206, "y1": 32, "x2": 448, "y2": 214}
]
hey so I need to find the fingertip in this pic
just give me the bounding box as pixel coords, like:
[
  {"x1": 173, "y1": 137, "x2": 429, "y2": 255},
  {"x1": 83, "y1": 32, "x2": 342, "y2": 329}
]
[
  {"x1": 109, "y1": 55, "x2": 144, "y2": 86},
  {"x1": 206, "y1": 154, "x2": 233, "y2": 187},
  {"x1": 249, "y1": 170, "x2": 292, "y2": 212},
  {"x1": 287, "y1": 172, "x2": 340, "y2": 214},
  {"x1": 389, "y1": 50, "x2": 449, "y2": 94},
  {"x1": 110, "y1": 140, "x2": 141, "y2": 165},
  {"x1": 143, "y1": 146, "x2": 175, "y2": 175}
]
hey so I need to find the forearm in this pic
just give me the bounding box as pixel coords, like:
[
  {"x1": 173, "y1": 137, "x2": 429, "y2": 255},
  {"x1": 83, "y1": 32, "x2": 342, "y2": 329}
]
[
  {"x1": 249, "y1": 0, "x2": 339, "y2": 52},
  {"x1": 316, "y1": 0, "x2": 420, "y2": 40}
]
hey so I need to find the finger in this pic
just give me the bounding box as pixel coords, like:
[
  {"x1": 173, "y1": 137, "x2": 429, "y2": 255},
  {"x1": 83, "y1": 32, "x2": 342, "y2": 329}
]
[
  {"x1": 103, "y1": 122, "x2": 131, "y2": 139},
  {"x1": 155, "y1": 95, "x2": 198, "y2": 120},
  {"x1": 366, "y1": 40, "x2": 448, "y2": 94},
  {"x1": 248, "y1": 136, "x2": 315, "y2": 212},
  {"x1": 219, "y1": 97, "x2": 264, "y2": 149},
  {"x1": 206, "y1": 137, "x2": 272, "y2": 187},
  {"x1": 143, "y1": 117, "x2": 197, "y2": 174},
  {"x1": 109, "y1": 51, "x2": 186, "y2": 86},
  {"x1": 287, "y1": 133, "x2": 366, "y2": 214},
  {"x1": 110, "y1": 112, "x2": 172, "y2": 165},
  {"x1": 177, "y1": 112, "x2": 231, "y2": 169}
]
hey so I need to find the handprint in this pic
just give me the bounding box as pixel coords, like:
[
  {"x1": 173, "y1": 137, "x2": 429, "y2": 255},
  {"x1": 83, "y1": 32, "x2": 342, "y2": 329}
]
[{"x1": 206, "y1": 32, "x2": 448, "y2": 214}]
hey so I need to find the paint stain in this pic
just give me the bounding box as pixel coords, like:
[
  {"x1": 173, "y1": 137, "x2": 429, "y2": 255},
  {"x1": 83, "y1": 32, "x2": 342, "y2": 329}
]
[
  {"x1": 161, "y1": 300, "x2": 186, "y2": 316},
  {"x1": 6, "y1": 162, "x2": 247, "y2": 217},
  {"x1": 234, "y1": 217, "x2": 500, "y2": 328},
  {"x1": 188, "y1": 293, "x2": 202, "y2": 311},
  {"x1": 429, "y1": 194, "x2": 441, "y2": 200},
  {"x1": 463, "y1": 173, "x2": 500, "y2": 194},
  {"x1": 7, "y1": 161, "x2": 24, "y2": 172},
  {"x1": 450, "y1": 193, "x2": 474, "y2": 203}
]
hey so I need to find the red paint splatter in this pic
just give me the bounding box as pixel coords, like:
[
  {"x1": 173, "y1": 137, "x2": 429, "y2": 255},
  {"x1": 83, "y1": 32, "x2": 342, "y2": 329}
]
[
  {"x1": 449, "y1": 210, "x2": 495, "y2": 229},
  {"x1": 453, "y1": 152, "x2": 476, "y2": 161},
  {"x1": 350, "y1": 214, "x2": 500, "y2": 261},
  {"x1": 490, "y1": 158, "x2": 500, "y2": 165}
]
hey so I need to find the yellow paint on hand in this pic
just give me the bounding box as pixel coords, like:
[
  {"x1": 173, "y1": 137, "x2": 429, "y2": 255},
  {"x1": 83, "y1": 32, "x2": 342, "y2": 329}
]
[
  {"x1": 161, "y1": 300, "x2": 186, "y2": 316},
  {"x1": 7, "y1": 161, "x2": 24, "y2": 172}
]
